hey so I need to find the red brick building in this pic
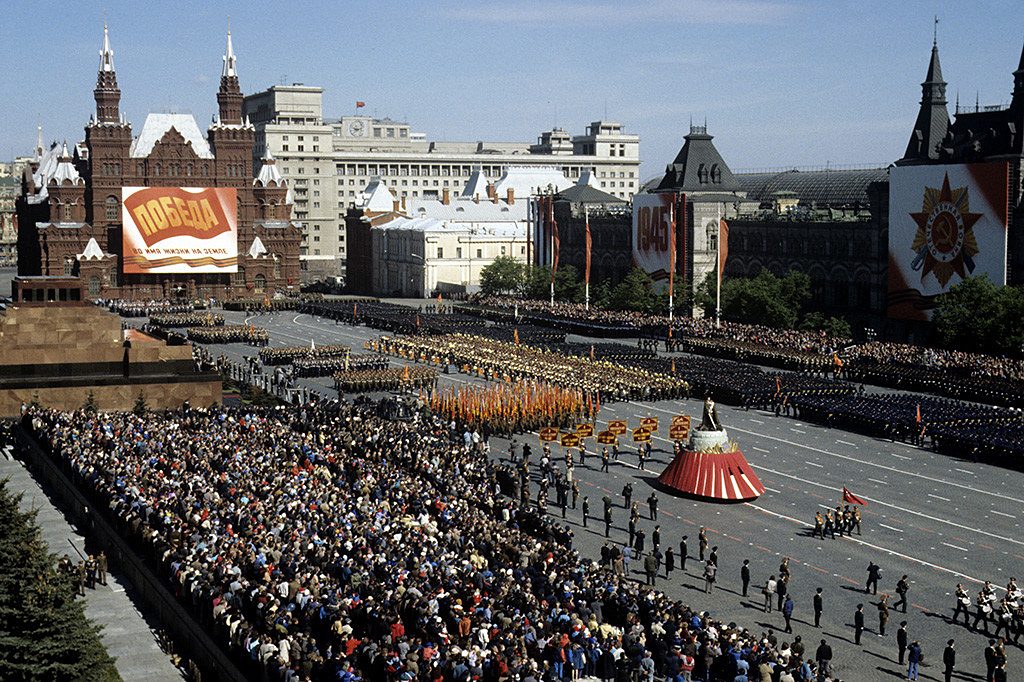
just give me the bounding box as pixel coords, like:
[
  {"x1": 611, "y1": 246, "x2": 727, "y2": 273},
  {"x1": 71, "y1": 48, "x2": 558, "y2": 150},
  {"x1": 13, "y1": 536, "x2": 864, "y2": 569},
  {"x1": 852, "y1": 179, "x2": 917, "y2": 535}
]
[{"x1": 16, "y1": 26, "x2": 301, "y2": 301}]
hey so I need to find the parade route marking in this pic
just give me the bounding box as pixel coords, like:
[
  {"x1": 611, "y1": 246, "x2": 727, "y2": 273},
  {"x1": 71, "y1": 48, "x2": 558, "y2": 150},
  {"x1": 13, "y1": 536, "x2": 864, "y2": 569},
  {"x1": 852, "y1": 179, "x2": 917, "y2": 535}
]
[
  {"x1": 942, "y1": 542, "x2": 968, "y2": 552},
  {"x1": 763, "y1": 486, "x2": 782, "y2": 494},
  {"x1": 891, "y1": 453, "x2": 912, "y2": 460},
  {"x1": 752, "y1": 446, "x2": 770, "y2": 453},
  {"x1": 990, "y1": 510, "x2": 1016, "y2": 519},
  {"x1": 804, "y1": 461, "x2": 824, "y2": 468},
  {"x1": 836, "y1": 440, "x2": 856, "y2": 446},
  {"x1": 928, "y1": 493, "x2": 951, "y2": 502},
  {"x1": 748, "y1": 504, "x2": 991, "y2": 586},
  {"x1": 879, "y1": 523, "x2": 905, "y2": 533},
  {"x1": 750, "y1": 463, "x2": 1024, "y2": 547},
  {"x1": 867, "y1": 478, "x2": 889, "y2": 485},
  {"x1": 955, "y1": 468, "x2": 975, "y2": 475}
]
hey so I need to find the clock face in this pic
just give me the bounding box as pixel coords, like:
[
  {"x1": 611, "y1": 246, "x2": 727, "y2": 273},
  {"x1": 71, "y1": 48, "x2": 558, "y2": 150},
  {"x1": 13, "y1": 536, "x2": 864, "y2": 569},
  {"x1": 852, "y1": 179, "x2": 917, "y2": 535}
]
[{"x1": 349, "y1": 121, "x2": 365, "y2": 137}]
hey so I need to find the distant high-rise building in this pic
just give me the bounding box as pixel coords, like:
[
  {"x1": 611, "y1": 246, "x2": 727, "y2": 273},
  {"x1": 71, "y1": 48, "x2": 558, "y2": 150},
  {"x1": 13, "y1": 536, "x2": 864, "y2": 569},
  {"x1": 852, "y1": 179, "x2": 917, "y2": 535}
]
[{"x1": 243, "y1": 84, "x2": 641, "y2": 279}]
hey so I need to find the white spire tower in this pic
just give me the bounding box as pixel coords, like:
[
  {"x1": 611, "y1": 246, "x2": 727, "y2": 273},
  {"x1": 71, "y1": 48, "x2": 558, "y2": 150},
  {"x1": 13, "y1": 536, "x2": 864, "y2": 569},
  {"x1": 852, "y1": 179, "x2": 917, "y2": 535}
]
[
  {"x1": 222, "y1": 29, "x2": 237, "y2": 78},
  {"x1": 99, "y1": 22, "x2": 115, "y2": 72}
]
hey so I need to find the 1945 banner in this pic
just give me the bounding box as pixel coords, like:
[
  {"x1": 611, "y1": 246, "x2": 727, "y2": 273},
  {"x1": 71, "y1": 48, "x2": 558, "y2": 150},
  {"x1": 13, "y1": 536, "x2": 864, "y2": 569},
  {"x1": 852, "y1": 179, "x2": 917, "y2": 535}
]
[
  {"x1": 888, "y1": 163, "x2": 1008, "y2": 320},
  {"x1": 122, "y1": 187, "x2": 238, "y2": 274},
  {"x1": 632, "y1": 193, "x2": 679, "y2": 291}
]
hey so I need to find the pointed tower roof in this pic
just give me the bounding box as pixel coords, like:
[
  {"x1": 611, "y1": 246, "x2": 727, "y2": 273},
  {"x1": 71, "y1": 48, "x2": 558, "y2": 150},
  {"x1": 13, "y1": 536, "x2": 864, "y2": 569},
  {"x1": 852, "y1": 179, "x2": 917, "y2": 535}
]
[
  {"x1": 99, "y1": 22, "x2": 115, "y2": 72},
  {"x1": 655, "y1": 124, "x2": 739, "y2": 193},
  {"x1": 254, "y1": 150, "x2": 285, "y2": 187},
  {"x1": 50, "y1": 143, "x2": 82, "y2": 185},
  {"x1": 78, "y1": 237, "x2": 106, "y2": 261},
  {"x1": 900, "y1": 36, "x2": 950, "y2": 163},
  {"x1": 1012, "y1": 35, "x2": 1024, "y2": 103},
  {"x1": 222, "y1": 29, "x2": 237, "y2": 78},
  {"x1": 248, "y1": 236, "x2": 268, "y2": 259}
]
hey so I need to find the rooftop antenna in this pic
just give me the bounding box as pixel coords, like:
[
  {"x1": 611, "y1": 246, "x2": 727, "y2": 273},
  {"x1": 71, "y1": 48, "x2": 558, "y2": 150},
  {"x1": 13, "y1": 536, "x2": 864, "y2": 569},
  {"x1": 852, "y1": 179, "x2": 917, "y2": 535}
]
[{"x1": 933, "y1": 15, "x2": 939, "y2": 47}]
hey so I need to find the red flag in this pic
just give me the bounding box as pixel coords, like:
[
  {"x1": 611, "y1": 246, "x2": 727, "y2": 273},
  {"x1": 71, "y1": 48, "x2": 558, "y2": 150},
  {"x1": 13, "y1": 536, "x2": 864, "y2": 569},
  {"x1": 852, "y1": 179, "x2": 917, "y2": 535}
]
[
  {"x1": 915, "y1": 403, "x2": 922, "y2": 424},
  {"x1": 549, "y1": 197, "x2": 560, "y2": 283},
  {"x1": 584, "y1": 207, "x2": 592, "y2": 285},
  {"x1": 718, "y1": 218, "x2": 729, "y2": 288},
  {"x1": 356, "y1": 101, "x2": 366, "y2": 108},
  {"x1": 437, "y1": 293, "x2": 442, "y2": 304},
  {"x1": 513, "y1": 327, "x2": 520, "y2": 345},
  {"x1": 775, "y1": 376, "x2": 782, "y2": 395},
  {"x1": 842, "y1": 487, "x2": 867, "y2": 506}
]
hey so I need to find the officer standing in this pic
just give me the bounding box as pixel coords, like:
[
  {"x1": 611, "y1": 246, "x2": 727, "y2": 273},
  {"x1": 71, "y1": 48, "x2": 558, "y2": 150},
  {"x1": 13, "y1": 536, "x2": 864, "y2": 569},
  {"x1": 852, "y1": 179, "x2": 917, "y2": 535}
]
[
  {"x1": 622, "y1": 482, "x2": 633, "y2": 510},
  {"x1": 813, "y1": 588, "x2": 824, "y2": 628},
  {"x1": 741, "y1": 559, "x2": 751, "y2": 597},
  {"x1": 647, "y1": 492, "x2": 658, "y2": 520},
  {"x1": 854, "y1": 604, "x2": 865, "y2": 645},
  {"x1": 895, "y1": 574, "x2": 910, "y2": 613},
  {"x1": 664, "y1": 546, "x2": 675, "y2": 578},
  {"x1": 679, "y1": 535, "x2": 688, "y2": 572},
  {"x1": 878, "y1": 594, "x2": 890, "y2": 636},
  {"x1": 698, "y1": 527, "x2": 708, "y2": 561},
  {"x1": 942, "y1": 639, "x2": 955, "y2": 682},
  {"x1": 582, "y1": 496, "x2": 589, "y2": 528},
  {"x1": 897, "y1": 621, "x2": 908, "y2": 664}
]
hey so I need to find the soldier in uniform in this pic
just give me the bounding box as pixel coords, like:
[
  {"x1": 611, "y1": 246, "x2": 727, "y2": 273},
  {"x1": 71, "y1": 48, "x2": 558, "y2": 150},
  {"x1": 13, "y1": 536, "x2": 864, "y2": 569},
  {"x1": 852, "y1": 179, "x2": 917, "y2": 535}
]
[
  {"x1": 878, "y1": 594, "x2": 890, "y2": 636},
  {"x1": 953, "y1": 583, "x2": 971, "y2": 625},
  {"x1": 581, "y1": 496, "x2": 589, "y2": 528},
  {"x1": 894, "y1": 574, "x2": 910, "y2": 613},
  {"x1": 97, "y1": 550, "x2": 108, "y2": 586},
  {"x1": 647, "y1": 492, "x2": 658, "y2": 521},
  {"x1": 813, "y1": 511, "x2": 825, "y2": 539},
  {"x1": 622, "y1": 482, "x2": 632, "y2": 510},
  {"x1": 601, "y1": 447, "x2": 610, "y2": 472},
  {"x1": 679, "y1": 535, "x2": 689, "y2": 572},
  {"x1": 853, "y1": 506, "x2": 863, "y2": 535},
  {"x1": 698, "y1": 527, "x2": 708, "y2": 561}
]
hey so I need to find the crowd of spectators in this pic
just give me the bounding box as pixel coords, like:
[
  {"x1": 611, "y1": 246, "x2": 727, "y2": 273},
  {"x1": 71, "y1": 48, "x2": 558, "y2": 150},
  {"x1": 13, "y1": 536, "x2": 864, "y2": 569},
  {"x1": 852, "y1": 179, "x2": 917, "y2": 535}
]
[{"x1": 25, "y1": 401, "x2": 841, "y2": 682}]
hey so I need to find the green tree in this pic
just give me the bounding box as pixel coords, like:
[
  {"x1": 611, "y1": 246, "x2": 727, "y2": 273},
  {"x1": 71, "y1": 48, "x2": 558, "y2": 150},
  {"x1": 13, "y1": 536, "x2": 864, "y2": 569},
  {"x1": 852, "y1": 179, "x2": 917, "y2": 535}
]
[
  {"x1": 607, "y1": 267, "x2": 658, "y2": 313},
  {"x1": 523, "y1": 265, "x2": 552, "y2": 300},
  {"x1": 132, "y1": 393, "x2": 149, "y2": 416},
  {"x1": 553, "y1": 265, "x2": 585, "y2": 303},
  {"x1": 800, "y1": 312, "x2": 852, "y2": 339},
  {"x1": 934, "y1": 276, "x2": 1024, "y2": 355},
  {"x1": 478, "y1": 256, "x2": 525, "y2": 296},
  {"x1": 0, "y1": 479, "x2": 120, "y2": 681},
  {"x1": 711, "y1": 268, "x2": 812, "y2": 329}
]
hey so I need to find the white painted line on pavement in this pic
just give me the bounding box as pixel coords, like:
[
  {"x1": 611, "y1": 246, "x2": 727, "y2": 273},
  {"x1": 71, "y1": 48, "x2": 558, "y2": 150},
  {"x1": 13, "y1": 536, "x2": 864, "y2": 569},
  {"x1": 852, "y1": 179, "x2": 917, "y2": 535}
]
[
  {"x1": 749, "y1": 418, "x2": 764, "y2": 424},
  {"x1": 991, "y1": 510, "x2": 1016, "y2": 519},
  {"x1": 836, "y1": 440, "x2": 856, "y2": 446},
  {"x1": 763, "y1": 486, "x2": 782, "y2": 494},
  {"x1": 867, "y1": 478, "x2": 888, "y2": 485},
  {"x1": 790, "y1": 428, "x2": 806, "y2": 434},
  {"x1": 942, "y1": 542, "x2": 968, "y2": 552},
  {"x1": 752, "y1": 446, "x2": 770, "y2": 453},
  {"x1": 804, "y1": 461, "x2": 824, "y2": 468},
  {"x1": 891, "y1": 453, "x2": 912, "y2": 460},
  {"x1": 748, "y1": 504, "x2": 990, "y2": 586},
  {"x1": 928, "y1": 493, "x2": 951, "y2": 502},
  {"x1": 955, "y1": 468, "x2": 975, "y2": 475},
  {"x1": 750, "y1": 463, "x2": 1024, "y2": 548},
  {"x1": 879, "y1": 523, "x2": 904, "y2": 533}
]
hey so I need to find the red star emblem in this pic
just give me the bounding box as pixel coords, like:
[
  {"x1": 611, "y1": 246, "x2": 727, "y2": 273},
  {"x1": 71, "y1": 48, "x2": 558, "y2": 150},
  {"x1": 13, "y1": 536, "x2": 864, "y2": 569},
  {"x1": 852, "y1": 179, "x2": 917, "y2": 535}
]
[{"x1": 909, "y1": 173, "x2": 982, "y2": 287}]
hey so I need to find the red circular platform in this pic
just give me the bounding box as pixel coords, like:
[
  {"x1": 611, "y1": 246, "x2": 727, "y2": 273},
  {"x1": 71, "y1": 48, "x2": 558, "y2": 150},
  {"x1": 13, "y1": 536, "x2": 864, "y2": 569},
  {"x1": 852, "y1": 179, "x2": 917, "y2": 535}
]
[{"x1": 657, "y1": 448, "x2": 765, "y2": 502}]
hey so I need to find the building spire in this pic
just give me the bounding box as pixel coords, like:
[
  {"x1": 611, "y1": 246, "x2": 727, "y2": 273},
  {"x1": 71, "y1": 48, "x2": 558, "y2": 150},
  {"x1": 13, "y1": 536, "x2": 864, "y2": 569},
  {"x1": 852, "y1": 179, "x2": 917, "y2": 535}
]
[
  {"x1": 900, "y1": 35, "x2": 950, "y2": 163},
  {"x1": 35, "y1": 125, "x2": 43, "y2": 159},
  {"x1": 933, "y1": 15, "x2": 939, "y2": 47},
  {"x1": 99, "y1": 22, "x2": 115, "y2": 72},
  {"x1": 222, "y1": 28, "x2": 237, "y2": 78}
]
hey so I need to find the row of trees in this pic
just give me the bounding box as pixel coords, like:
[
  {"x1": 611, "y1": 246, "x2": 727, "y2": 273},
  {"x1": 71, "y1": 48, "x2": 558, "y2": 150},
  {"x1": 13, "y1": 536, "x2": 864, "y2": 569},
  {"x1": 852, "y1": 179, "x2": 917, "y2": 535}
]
[
  {"x1": 0, "y1": 477, "x2": 120, "y2": 680},
  {"x1": 934, "y1": 275, "x2": 1024, "y2": 356},
  {"x1": 479, "y1": 257, "x2": 850, "y2": 335}
]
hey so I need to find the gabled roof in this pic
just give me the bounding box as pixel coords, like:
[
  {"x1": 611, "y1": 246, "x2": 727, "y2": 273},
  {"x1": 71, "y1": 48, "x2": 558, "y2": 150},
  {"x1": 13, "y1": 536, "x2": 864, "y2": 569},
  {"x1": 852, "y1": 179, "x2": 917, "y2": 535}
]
[
  {"x1": 78, "y1": 237, "x2": 106, "y2": 261},
  {"x1": 358, "y1": 177, "x2": 396, "y2": 211},
  {"x1": 51, "y1": 143, "x2": 82, "y2": 185},
  {"x1": 130, "y1": 113, "x2": 214, "y2": 159},
  {"x1": 492, "y1": 166, "x2": 572, "y2": 198},
  {"x1": 556, "y1": 183, "x2": 625, "y2": 204},
  {"x1": 655, "y1": 126, "x2": 740, "y2": 193},
  {"x1": 248, "y1": 236, "x2": 268, "y2": 259},
  {"x1": 460, "y1": 168, "x2": 490, "y2": 200}
]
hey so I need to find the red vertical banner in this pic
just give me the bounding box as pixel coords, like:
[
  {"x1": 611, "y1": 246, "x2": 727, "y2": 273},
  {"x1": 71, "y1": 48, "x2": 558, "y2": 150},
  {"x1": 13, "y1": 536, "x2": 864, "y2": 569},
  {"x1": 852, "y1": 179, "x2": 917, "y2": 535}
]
[
  {"x1": 680, "y1": 193, "x2": 687, "y2": 294},
  {"x1": 550, "y1": 196, "x2": 560, "y2": 283},
  {"x1": 718, "y1": 218, "x2": 729, "y2": 287},
  {"x1": 584, "y1": 207, "x2": 592, "y2": 285}
]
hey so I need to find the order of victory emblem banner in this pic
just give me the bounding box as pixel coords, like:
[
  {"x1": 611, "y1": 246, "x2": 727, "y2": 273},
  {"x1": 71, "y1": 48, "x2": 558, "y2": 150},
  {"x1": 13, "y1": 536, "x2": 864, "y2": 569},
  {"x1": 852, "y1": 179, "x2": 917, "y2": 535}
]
[{"x1": 888, "y1": 162, "x2": 1008, "y2": 320}]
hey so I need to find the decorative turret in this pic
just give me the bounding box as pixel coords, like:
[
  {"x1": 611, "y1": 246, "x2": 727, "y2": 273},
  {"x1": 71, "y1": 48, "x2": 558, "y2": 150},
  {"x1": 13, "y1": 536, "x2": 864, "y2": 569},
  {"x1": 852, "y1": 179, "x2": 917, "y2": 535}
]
[
  {"x1": 253, "y1": 151, "x2": 290, "y2": 221},
  {"x1": 900, "y1": 34, "x2": 950, "y2": 163},
  {"x1": 1012, "y1": 37, "x2": 1024, "y2": 109},
  {"x1": 217, "y1": 29, "x2": 243, "y2": 125},
  {"x1": 48, "y1": 143, "x2": 85, "y2": 223},
  {"x1": 94, "y1": 23, "x2": 121, "y2": 124}
]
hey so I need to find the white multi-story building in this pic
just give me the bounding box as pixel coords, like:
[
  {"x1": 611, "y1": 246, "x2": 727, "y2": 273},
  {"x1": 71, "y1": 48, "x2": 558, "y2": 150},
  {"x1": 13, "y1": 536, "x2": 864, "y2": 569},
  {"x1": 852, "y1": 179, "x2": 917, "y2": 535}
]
[
  {"x1": 369, "y1": 166, "x2": 576, "y2": 297},
  {"x1": 243, "y1": 84, "x2": 641, "y2": 278}
]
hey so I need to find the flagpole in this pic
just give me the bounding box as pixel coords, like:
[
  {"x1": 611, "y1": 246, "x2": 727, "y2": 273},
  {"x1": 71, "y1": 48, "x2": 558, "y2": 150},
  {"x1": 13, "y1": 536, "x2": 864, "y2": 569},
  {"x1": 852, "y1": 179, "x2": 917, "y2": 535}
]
[
  {"x1": 549, "y1": 193, "x2": 555, "y2": 308},
  {"x1": 715, "y1": 202, "x2": 722, "y2": 329},
  {"x1": 668, "y1": 198, "x2": 675, "y2": 322},
  {"x1": 585, "y1": 205, "x2": 590, "y2": 310}
]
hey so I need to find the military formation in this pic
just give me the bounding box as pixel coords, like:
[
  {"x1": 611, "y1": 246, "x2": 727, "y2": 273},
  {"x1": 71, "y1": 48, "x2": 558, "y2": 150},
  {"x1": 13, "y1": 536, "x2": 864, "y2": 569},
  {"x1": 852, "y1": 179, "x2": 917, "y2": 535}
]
[
  {"x1": 333, "y1": 365, "x2": 437, "y2": 393},
  {"x1": 186, "y1": 324, "x2": 270, "y2": 346},
  {"x1": 294, "y1": 354, "x2": 387, "y2": 377},
  {"x1": 149, "y1": 312, "x2": 225, "y2": 328},
  {"x1": 258, "y1": 344, "x2": 351, "y2": 366}
]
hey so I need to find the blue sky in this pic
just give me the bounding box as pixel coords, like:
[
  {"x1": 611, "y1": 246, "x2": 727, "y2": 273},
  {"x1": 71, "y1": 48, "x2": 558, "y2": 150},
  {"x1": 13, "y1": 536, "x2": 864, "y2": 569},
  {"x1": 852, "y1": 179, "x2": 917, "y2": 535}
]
[{"x1": 2, "y1": 1, "x2": 1020, "y2": 179}]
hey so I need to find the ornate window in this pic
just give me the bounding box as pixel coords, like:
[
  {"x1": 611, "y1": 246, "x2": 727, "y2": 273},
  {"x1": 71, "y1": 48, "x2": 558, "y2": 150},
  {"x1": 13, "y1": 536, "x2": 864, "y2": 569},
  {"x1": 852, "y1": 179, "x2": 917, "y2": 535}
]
[
  {"x1": 62, "y1": 203, "x2": 73, "y2": 222},
  {"x1": 87, "y1": 276, "x2": 101, "y2": 297},
  {"x1": 63, "y1": 258, "x2": 75, "y2": 276},
  {"x1": 254, "y1": 274, "x2": 267, "y2": 294},
  {"x1": 108, "y1": 269, "x2": 118, "y2": 287},
  {"x1": 105, "y1": 195, "x2": 119, "y2": 221}
]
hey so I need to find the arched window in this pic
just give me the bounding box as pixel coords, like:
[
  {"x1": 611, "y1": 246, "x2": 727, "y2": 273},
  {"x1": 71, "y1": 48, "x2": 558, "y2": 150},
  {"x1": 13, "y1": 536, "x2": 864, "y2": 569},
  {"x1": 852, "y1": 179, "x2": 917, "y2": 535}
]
[
  {"x1": 707, "y1": 222, "x2": 718, "y2": 252},
  {"x1": 105, "y1": 196, "x2": 119, "y2": 221},
  {"x1": 63, "y1": 258, "x2": 75, "y2": 276},
  {"x1": 154, "y1": 162, "x2": 162, "y2": 176},
  {"x1": 108, "y1": 269, "x2": 118, "y2": 287},
  {"x1": 62, "y1": 203, "x2": 73, "y2": 222},
  {"x1": 253, "y1": 273, "x2": 267, "y2": 294},
  {"x1": 88, "y1": 276, "x2": 101, "y2": 297},
  {"x1": 272, "y1": 255, "x2": 281, "y2": 279}
]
